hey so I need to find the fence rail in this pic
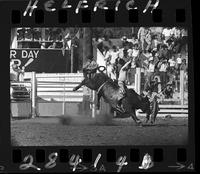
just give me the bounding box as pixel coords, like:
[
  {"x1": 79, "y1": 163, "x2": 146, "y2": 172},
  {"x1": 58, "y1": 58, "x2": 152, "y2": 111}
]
[{"x1": 11, "y1": 70, "x2": 188, "y2": 118}]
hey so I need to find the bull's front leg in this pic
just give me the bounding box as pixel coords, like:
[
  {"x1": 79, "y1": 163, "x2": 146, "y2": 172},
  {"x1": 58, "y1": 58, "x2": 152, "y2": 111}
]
[{"x1": 73, "y1": 80, "x2": 85, "y2": 91}]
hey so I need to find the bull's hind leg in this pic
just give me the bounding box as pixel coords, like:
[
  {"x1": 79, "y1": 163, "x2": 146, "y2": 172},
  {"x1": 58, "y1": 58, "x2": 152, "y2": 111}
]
[
  {"x1": 122, "y1": 99, "x2": 141, "y2": 125},
  {"x1": 131, "y1": 109, "x2": 142, "y2": 125}
]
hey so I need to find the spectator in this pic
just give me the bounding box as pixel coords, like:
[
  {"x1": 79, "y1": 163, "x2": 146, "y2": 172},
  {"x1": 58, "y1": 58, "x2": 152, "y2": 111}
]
[
  {"x1": 151, "y1": 35, "x2": 161, "y2": 52},
  {"x1": 127, "y1": 44, "x2": 133, "y2": 59},
  {"x1": 157, "y1": 44, "x2": 169, "y2": 60},
  {"x1": 180, "y1": 28, "x2": 188, "y2": 52},
  {"x1": 121, "y1": 36, "x2": 129, "y2": 48},
  {"x1": 40, "y1": 42, "x2": 46, "y2": 49},
  {"x1": 180, "y1": 58, "x2": 188, "y2": 92},
  {"x1": 168, "y1": 55, "x2": 176, "y2": 72},
  {"x1": 163, "y1": 81, "x2": 173, "y2": 98},
  {"x1": 162, "y1": 27, "x2": 172, "y2": 45},
  {"x1": 110, "y1": 46, "x2": 119, "y2": 65},
  {"x1": 106, "y1": 46, "x2": 119, "y2": 80},
  {"x1": 159, "y1": 59, "x2": 169, "y2": 89},
  {"x1": 132, "y1": 43, "x2": 140, "y2": 58},
  {"x1": 144, "y1": 56, "x2": 155, "y2": 91},
  {"x1": 97, "y1": 38, "x2": 104, "y2": 53},
  {"x1": 171, "y1": 27, "x2": 181, "y2": 39},
  {"x1": 168, "y1": 55, "x2": 176, "y2": 83},
  {"x1": 137, "y1": 27, "x2": 148, "y2": 51},
  {"x1": 180, "y1": 58, "x2": 187, "y2": 72},
  {"x1": 128, "y1": 34, "x2": 139, "y2": 45},
  {"x1": 147, "y1": 56, "x2": 155, "y2": 81},
  {"x1": 145, "y1": 29, "x2": 152, "y2": 52},
  {"x1": 48, "y1": 42, "x2": 57, "y2": 49},
  {"x1": 127, "y1": 43, "x2": 140, "y2": 84},
  {"x1": 10, "y1": 62, "x2": 24, "y2": 82},
  {"x1": 118, "y1": 44, "x2": 129, "y2": 63},
  {"x1": 176, "y1": 53, "x2": 182, "y2": 71}
]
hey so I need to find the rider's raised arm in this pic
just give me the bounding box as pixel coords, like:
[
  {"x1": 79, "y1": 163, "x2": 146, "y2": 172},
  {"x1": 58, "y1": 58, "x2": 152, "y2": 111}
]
[{"x1": 121, "y1": 59, "x2": 132, "y2": 71}]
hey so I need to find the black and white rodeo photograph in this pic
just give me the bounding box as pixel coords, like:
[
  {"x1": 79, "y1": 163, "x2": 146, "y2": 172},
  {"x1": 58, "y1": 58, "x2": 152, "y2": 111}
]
[{"x1": 10, "y1": 27, "x2": 188, "y2": 146}]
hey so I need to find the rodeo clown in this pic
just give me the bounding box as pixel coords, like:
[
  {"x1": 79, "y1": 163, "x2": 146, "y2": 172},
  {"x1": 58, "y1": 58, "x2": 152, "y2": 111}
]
[{"x1": 142, "y1": 76, "x2": 160, "y2": 124}]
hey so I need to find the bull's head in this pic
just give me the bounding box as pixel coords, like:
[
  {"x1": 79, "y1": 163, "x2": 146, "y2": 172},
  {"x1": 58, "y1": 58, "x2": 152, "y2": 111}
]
[
  {"x1": 83, "y1": 71, "x2": 110, "y2": 91},
  {"x1": 83, "y1": 71, "x2": 96, "y2": 79}
]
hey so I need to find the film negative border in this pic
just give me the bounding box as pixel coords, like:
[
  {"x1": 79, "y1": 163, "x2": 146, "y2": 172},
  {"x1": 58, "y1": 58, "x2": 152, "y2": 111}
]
[
  {"x1": 11, "y1": 8, "x2": 187, "y2": 25},
  {"x1": 8, "y1": 146, "x2": 193, "y2": 172},
  {"x1": 8, "y1": 0, "x2": 189, "y2": 26},
  {"x1": 0, "y1": 0, "x2": 196, "y2": 173}
]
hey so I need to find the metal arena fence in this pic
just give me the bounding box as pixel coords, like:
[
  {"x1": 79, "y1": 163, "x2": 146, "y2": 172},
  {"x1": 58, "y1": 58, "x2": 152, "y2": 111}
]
[{"x1": 10, "y1": 70, "x2": 188, "y2": 118}]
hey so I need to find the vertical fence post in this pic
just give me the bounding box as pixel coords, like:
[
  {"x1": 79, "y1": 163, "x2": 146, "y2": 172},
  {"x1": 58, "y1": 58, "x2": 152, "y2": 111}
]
[
  {"x1": 136, "y1": 68, "x2": 141, "y2": 94},
  {"x1": 71, "y1": 46, "x2": 74, "y2": 73},
  {"x1": 31, "y1": 72, "x2": 37, "y2": 118},
  {"x1": 91, "y1": 90, "x2": 96, "y2": 118},
  {"x1": 180, "y1": 70, "x2": 184, "y2": 105},
  {"x1": 134, "y1": 70, "x2": 138, "y2": 92}
]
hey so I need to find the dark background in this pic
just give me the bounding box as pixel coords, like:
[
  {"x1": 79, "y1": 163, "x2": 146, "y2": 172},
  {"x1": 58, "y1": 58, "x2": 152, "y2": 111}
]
[
  {"x1": 0, "y1": 0, "x2": 197, "y2": 172},
  {"x1": 10, "y1": 49, "x2": 71, "y2": 73}
]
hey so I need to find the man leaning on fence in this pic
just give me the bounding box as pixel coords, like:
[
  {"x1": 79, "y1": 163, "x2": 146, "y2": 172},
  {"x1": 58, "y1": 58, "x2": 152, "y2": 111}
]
[{"x1": 10, "y1": 62, "x2": 24, "y2": 82}]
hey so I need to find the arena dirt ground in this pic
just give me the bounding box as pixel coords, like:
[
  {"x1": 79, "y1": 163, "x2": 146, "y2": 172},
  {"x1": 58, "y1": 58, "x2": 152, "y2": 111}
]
[{"x1": 11, "y1": 115, "x2": 188, "y2": 146}]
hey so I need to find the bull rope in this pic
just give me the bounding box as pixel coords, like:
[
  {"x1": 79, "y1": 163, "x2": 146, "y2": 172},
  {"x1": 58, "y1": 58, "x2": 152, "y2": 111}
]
[{"x1": 97, "y1": 81, "x2": 109, "y2": 95}]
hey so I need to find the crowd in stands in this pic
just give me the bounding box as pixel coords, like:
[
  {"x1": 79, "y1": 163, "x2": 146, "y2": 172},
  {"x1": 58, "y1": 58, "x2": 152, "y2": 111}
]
[
  {"x1": 13, "y1": 27, "x2": 188, "y2": 98},
  {"x1": 15, "y1": 28, "x2": 74, "y2": 49},
  {"x1": 96, "y1": 27, "x2": 188, "y2": 98}
]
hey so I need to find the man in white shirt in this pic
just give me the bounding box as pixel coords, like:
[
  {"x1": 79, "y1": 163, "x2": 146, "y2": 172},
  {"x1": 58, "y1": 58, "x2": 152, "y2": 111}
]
[
  {"x1": 168, "y1": 55, "x2": 176, "y2": 83},
  {"x1": 10, "y1": 62, "x2": 24, "y2": 82},
  {"x1": 171, "y1": 27, "x2": 181, "y2": 39},
  {"x1": 180, "y1": 28, "x2": 188, "y2": 52},
  {"x1": 117, "y1": 59, "x2": 132, "y2": 109},
  {"x1": 138, "y1": 27, "x2": 148, "y2": 51},
  {"x1": 162, "y1": 27, "x2": 172, "y2": 45},
  {"x1": 105, "y1": 46, "x2": 119, "y2": 80},
  {"x1": 176, "y1": 53, "x2": 182, "y2": 71},
  {"x1": 118, "y1": 45, "x2": 129, "y2": 63},
  {"x1": 127, "y1": 44, "x2": 140, "y2": 85},
  {"x1": 168, "y1": 55, "x2": 176, "y2": 69},
  {"x1": 144, "y1": 56, "x2": 155, "y2": 91}
]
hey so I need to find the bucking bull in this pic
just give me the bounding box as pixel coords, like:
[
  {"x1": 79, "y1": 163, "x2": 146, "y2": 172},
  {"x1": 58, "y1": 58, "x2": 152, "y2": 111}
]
[{"x1": 73, "y1": 66, "x2": 158, "y2": 125}]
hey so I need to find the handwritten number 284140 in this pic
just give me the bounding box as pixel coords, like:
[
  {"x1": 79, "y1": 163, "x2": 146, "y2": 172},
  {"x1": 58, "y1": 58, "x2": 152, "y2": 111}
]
[{"x1": 19, "y1": 153, "x2": 128, "y2": 172}]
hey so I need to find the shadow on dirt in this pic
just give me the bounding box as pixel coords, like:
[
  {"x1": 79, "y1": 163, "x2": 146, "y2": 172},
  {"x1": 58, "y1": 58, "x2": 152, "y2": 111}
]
[
  {"x1": 58, "y1": 113, "x2": 116, "y2": 126},
  {"x1": 142, "y1": 123, "x2": 187, "y2": 127}
]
